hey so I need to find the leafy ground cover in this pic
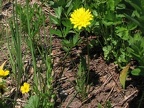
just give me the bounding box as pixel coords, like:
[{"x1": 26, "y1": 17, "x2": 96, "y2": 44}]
[{"x1": 0, "y1": 0, "x2": 144, "y2": 108}]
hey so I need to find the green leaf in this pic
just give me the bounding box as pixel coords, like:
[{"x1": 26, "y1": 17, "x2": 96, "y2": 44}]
[
  {"x1": 66, "y1": 5, "x2": 73, "y2": 15},
  {"x1": 73, "y1": 34, "x2": 79, "y2": 45},
  {"x1": 62, "y1": 19, "x2": 72, "y2": 28},
  {"x1": 127, "y1": 22, "x2": 138, "y2": 30},
  {"x1": 131, "y1": 68, "x2": 141, "y2": 76},
  {"x1": 92, "y1": 10, "x2": 98, "y2": 17},
  {"x1": 62, "y1": 39, "x2": 71, "y2": 46},
  {"x1": 131, "y1": 66, "x2": 144, "y2": 76},
  {"x1": 54, "y1": 6, "x2": 62, "y2": 19},
  {"x1": 63, "y1": 46, "x2": 69, "y2": 52},
  {"x1": 49, "y1": 29, "x2": 62, "y2": 37},
  {"x1": 65, "y1": 0, "x2": 72, "y2": 7},
  {"x1": 119, "y1": 63, "x2": 130, "y2": 89},
  {"x1": 102, "y1": 21, "x2": 114, "y2": 26},
  {"x1": 116, "y1": 3, "x2": 126, "y2": 9},
  {"x1": 116, "y1": 26, "x2": 131, "y2": 40},
  {"x1": 107, "y1": 0, "x2": 115, "y2": 11},
  {"x1": 49, "y1": 15, "x2": 59, "y2": 25},
  {"x1": 24, "y1": 95, "x2": 39, "y2": 108},
  {"x1": 103, "y1": 45, "x2": 112, "y2": 59},
  {"x1": 62, "y1": 27, "x2": 70, "y2": 38}
]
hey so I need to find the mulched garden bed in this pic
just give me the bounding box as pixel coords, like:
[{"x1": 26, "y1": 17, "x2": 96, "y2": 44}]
[{"x1": 0, "y1": 1, "x2": 144, "y2": 108}]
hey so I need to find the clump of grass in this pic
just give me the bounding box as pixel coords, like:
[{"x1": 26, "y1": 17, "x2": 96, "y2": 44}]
[{"x1": 7, "y1": 0, "x2": 55, "y2": 107}]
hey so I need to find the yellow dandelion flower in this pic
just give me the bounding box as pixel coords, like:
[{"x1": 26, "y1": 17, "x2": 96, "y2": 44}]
[
  {"x1": 0, "y1": 61, "x2": 9, "y2": 77},
  {"x1": 70, "y1": 7, "x2": 93, "y2": 30},
  {"x1": 20, "y1": 82, "x2": 30, "y2": 94}
]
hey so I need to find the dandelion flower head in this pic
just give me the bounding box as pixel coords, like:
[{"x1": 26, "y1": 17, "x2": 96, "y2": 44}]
[
  {"x1": 70, "y1": 7, "x2": 93, "y2": 30},
  {"x1": 20, "y1": 82, "x2": 30, "y2": 94}
]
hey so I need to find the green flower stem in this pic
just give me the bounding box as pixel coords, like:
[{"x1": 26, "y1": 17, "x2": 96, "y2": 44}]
[{"x1": 85, "y1": 31, "x2": 90, "y2": 85}]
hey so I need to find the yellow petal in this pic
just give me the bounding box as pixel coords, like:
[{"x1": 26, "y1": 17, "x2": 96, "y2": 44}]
[
  {"x1": 4, "y1": 70, "x2": 9, "y2": 76},
  {"x1": 0, "y1": 69, "x2": 9, "y2": 77},
  {"x1": 0, "y1": 60, "x2": 7, "y2": 70},
  {"x1": 0, "y1": 69, "x2": 5, "y2": 76}
]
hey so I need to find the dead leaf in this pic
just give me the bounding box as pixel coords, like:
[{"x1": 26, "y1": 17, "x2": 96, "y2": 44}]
[{"x1": 119, "y1": 63, "x2": 130, "y2": 89}]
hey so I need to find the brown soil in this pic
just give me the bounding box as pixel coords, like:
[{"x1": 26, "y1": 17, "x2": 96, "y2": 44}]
[{"x1": 0, "y1": 1, "x2": 144, "y2": 108}]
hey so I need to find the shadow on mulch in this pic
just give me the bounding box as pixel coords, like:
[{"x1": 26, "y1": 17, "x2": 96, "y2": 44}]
[
  {"x1": 87, "y1": 70, "x2": 100, "y2": 86},
  {"x1": 54, "y1": 47, "x2": 101, "y2": 107},
  {"x1": 129, "y1": 90, "x2": 144, "y2": 108},
  {"x1": 0, "y1": 90, "x2": 16, "y2": 108},
  {"x1": 127, "y1": 76, "x2": 144, "y2": 108},
  {"x1": 2, "y1": 2, "x2": 12, "y2": 11}
]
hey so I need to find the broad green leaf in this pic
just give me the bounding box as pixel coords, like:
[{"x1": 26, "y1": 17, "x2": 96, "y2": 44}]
[
  {"x1": 131, "y1": 68, "x2": 141, "y2": 76},
  {"x1": 24, "y1": 95, "x2": 39, "y2": 108},
  {"x1": 73, "y1": 34, "x2": 79, "y2": 45},
  {"x1": 54, "y1": 6, "x2": 62, "y2": 19},
  {"x1": 131, "y1": 66, "x2": 144, "y2": 76},
  {"x1": 119, "y1": 63, "x2": 130, "y2": 89}
]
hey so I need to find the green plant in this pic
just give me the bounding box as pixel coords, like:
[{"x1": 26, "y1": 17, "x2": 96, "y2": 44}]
[
  {"x1": 24, "y1": 95, "x2": 39, "y2": 108},
  {"x1": 7, "y1": 1, "x2": 55, "y2": 107},
  {"x1": 98, "y1": 100, "x2": 112, "y2": 108},
  {"x1": 8, "y1": 1, "x2": 24, "y2": 106},
  {"x1": 76, "y1": 57, "x2": 88, "y2": 100},
  {"x1": 125, "y1": 0, "x2": 144, "y2": 32},
  {"x1": 128, "y1": 33, "x2": 144, "y2": 76},
  {"x1": 49, "y1": 0, "x2": 85, "y2": 54},
  {"x1": 16, "y1": 3, "x2": 45, "y2": 37},
  {"x1": 119, "y1": 33, "x2": 144, "y2": 88},
  {"x1": 81, "y1": 0, "x2": 138, "y2": 66},
  {"x1": 25, "y1": 55, "x2": 55, "y2": 108}
]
